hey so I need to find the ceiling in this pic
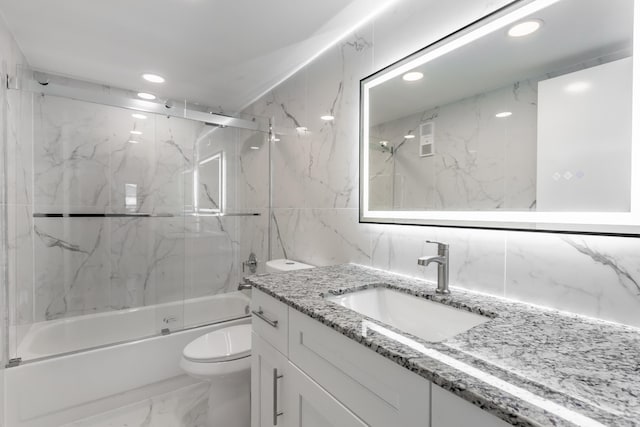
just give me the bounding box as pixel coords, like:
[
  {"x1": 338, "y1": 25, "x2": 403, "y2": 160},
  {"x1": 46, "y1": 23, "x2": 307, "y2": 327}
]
[
  {"x1": 0, "y1": 0, "x2": 386, "y2": 114},
  {"x1": 369, "y1": 0, "x2": 633, "y2": 126}
]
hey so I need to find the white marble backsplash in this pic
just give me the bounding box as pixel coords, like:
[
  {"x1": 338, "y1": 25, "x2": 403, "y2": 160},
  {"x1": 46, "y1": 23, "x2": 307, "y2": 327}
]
[{"x1": 246, "y1": 0, "x2": 640, "y2": 328}]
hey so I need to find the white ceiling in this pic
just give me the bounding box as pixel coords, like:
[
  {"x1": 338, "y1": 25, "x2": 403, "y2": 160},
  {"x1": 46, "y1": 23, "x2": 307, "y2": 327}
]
[
  {"x1": 370, "y1": 0, "x2": 634, "y2": 126},
  {"x1": 0, "y1": 0, "x2": 384, "y2": 113}
]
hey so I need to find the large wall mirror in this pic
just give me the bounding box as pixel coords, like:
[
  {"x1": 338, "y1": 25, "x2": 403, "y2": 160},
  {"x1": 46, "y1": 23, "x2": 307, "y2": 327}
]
[{"x1": 360, "y1": 0, "x2": 640, "y2": 234}]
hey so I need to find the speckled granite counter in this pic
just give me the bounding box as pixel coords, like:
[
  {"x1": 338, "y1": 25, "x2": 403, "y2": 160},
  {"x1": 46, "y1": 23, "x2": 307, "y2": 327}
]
[{"x1": 246, "y1": 264, "x2": 640, "y2": 427}]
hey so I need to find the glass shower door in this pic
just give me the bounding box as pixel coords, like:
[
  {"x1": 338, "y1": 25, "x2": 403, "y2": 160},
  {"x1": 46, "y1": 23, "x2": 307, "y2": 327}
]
[{"x1": 6, "y1": 70, "x2": 269, "y2": 363}]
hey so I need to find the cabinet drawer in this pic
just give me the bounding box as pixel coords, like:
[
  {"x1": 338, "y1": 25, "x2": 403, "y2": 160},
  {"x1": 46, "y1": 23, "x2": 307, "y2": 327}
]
[
  {"x1": 251, "y1": 289, "x2": 289, "y2": 356},
  {"x1": 289, "y1": 309, "x2": 430, "y2": 427}
]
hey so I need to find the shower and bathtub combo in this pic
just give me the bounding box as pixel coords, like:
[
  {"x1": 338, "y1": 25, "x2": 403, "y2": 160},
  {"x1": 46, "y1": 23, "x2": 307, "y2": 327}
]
[
  {"x1": 2, "y1": 73, "x2": 314, "y2": 427},
  {"x1": 6, "y1": 259, "x2": 311, "y2": 427}
]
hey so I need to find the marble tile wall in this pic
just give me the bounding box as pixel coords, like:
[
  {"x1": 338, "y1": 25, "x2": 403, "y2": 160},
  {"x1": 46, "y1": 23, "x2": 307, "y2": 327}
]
[
  {"x1": 7, "y1": 93, "x2": 270, "y2": 332},
  {"x1": 243, "y1": 0, "x2": 640, "y2": 328}
]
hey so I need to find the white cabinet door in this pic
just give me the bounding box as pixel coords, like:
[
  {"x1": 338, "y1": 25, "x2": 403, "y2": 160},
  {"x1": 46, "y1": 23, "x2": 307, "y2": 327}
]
[
  {"x1": 432, "y1": 385, "x2": 510, "y2": 427},
  {"x1": 288, "y1": 309, "x2": 430, "y2": 426},
  {"x1": 252, "y1": 332, "x2": 289, "y2": 427},
  {"x1": 284, "y1": 362, "x2": 367, "y2": 427}
]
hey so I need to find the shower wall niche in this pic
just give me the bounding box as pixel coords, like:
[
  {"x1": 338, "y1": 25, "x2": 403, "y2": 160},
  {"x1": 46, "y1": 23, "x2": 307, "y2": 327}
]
[{"x1": 7, "y1": 89, "x2": 270, "y2": 362}]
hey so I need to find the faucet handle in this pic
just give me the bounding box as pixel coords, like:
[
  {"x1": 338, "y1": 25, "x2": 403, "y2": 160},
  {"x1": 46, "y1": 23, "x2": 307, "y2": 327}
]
[{"x1": 425, "y1": 240, "x2": 449, "y2": 255}]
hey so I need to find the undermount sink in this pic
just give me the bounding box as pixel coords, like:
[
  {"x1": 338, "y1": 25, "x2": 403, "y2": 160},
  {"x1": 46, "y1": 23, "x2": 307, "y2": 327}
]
[{"x1": 325, "y1": 287, "x2": 490, "y2": 342}]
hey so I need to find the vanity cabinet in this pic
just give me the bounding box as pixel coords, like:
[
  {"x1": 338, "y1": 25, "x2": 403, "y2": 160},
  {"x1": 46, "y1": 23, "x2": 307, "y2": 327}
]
[
  {"x1": 251, "y1": 288, "x2": 507, "y2": 427},
  {"x1": 284, "y1": 362, "x2": 367, "y2": 427},
  {"x1": 251, "y1": 298, "x2": 366, "y2": 427},
  {"x1": 251, "y1": 332, "x2": 288, "y2": 427},
  {"x1": 252, "y1": 331, "x2": 366, "y2": 427},
  {"x1": 431, "y1": 385, "x2": 510, "y2": 427}
]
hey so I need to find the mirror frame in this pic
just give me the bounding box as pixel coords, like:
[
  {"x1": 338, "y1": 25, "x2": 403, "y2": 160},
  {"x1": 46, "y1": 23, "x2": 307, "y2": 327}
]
[
  {"x1": 195, "y1": 151, "x2": 224, "y2": 214},
  {"x1": 359, "y1": 0, "x2": 640, "y2": 236}
]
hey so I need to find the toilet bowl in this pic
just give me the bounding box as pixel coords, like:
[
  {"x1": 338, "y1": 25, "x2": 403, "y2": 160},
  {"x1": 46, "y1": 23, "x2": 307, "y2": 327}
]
[{"x1": 180, "y1": 323, "x2": 251, "y2": 427}]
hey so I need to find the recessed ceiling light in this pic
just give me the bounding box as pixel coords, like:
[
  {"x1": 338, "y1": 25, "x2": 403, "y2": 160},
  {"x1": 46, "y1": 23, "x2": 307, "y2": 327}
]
[
  {"x1": 404, "y1": 134, "x2": 415, "y2": 139},
  {"x1": 137, "y1": 92, "x2": 156, "y2": 100},
  {"x1": 273, "y1": 137, "x2": 281, "y2": 142},
  {"x1": 495, "y1": 111, "x2": 513, "y2": 118},
  {"x1": 128, "y1": 140, "x2": 140, "y2": 144},
  {"x1": 296, "y1": 126, "x2": 308, "y2": 132},
  {"x1": 320, "y1": 115, "x2": 335, "y2": 121},
  {"x1": 565, "y1": 81, "x2": 591, "y2": 93},
  {"x1": 508, "y1": 20, "x2": 543, "y2": 37},
  {"x1": 250, "y1": 146, "x2": 260, "y2": 150},
  {"x1": 132, "y1": 113, "x2": 147, "y2": 120},
  {"x1": 402, "y1": 71, "x2": 424, "y2": 82},
  {"x1": 142, "y1": 73, "x2": 165, "y2": 83},
  {"x1": 130, "y1": 130, "x2": 142, "y2": 135}
]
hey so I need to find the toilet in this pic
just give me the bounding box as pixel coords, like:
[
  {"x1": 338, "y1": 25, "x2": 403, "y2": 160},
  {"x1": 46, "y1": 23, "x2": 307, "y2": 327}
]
[
  {"x1": 180, "y1": 259, "x2": 313, "y2": 426},
  {"x1": 180, "y1": 323, "x2": 252, "y2": 427}
]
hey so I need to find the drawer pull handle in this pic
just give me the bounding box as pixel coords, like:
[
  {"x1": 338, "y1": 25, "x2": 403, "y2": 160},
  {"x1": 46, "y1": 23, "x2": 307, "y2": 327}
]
[
  {"x1": 251, "y1": 309, "x2": 279, "y2": 328},
  {"x1": 273, "y1": 368, "x2": 284, "y2": 425}
]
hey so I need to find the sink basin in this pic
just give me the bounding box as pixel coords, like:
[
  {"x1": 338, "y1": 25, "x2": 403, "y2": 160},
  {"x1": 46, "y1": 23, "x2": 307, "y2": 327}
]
[{"x1": 325, "y1": 287, "x2": 490, "y2": 342}]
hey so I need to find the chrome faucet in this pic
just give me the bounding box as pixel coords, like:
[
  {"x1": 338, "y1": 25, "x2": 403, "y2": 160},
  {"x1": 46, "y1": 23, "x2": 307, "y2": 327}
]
[
  {"x1": 417, "y1": 240, "x2": 450, "y2": 294},
  {"x1": 238, "y1": 278, "x2": 252, "y2": 291}
]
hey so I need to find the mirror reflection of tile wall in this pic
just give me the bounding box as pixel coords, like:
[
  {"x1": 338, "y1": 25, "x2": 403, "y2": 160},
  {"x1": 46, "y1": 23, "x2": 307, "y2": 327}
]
[
  {"x1": 365, "y1": 0, "x2": 633, "y2": 214},
  {"x1": 369, "y1": 57, "x2": 632, "y2": 212},
  {"x1": 369, "y1": 79, "x2": 537, "y2": 211}
]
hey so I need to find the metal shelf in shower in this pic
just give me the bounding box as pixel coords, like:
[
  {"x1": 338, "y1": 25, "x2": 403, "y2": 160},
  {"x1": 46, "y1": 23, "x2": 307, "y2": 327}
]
[{"x1": 33, "y1": 212, "x2": 262, "y2": 218}]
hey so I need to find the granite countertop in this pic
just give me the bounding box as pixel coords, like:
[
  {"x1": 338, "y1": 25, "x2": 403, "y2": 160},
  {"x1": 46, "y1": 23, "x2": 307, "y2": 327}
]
[{"x1": 245, "y1": 264, "x2": 640, "y2": 427}]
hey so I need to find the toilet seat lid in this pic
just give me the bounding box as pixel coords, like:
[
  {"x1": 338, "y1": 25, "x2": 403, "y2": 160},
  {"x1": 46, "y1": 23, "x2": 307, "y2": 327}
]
[{"x1": 183, "y1": 324, "x2": 251, "y2": 362}]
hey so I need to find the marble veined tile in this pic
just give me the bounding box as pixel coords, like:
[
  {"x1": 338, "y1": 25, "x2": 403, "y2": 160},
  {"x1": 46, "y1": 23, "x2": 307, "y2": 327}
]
[
  {"x1": 369, "y1": 81, "x2": 537, "y2": 212},
  {"x1": 371, "y1": 223, "x2": 506, "y2": 296},
  {"x1": 7, "y1": 204, "x2": 34, "y2": 327},
  {"x1": 139, "y1": 115, "x2": 196, "y2": 214},
  {"x1": 270, "y1": 32, "x2": 372, "y2": 210},
  {"x1": 196, "y1": 125, "x2": 238, "y2": 212},
  {"x1": 33, "y1": 95, "x2": 112, "y2": 213},
  {"x1": 62, "y1": 381, "x2": 210, "y2": 427},
  {"x1": 109, "y1": 217, "x2": 156, "y2": 310},
  {"x1": 270, "y1": 208, "x2": 371, "y2": 267},
  {"x1": 235, "y1": 128, "x2": 270, "y2": 210},
  {"x1": 505, "y1": 232, "x2": 640, "y2": 327},
  {"x1": 6, "y1": 89, "x2": 34, "y2": 206},
  {"x1": 131, "y1": 116, "x2": 196, "y2": 213},
  {"x1": 33, "y1": 217, "x2": 111, "y2": 321},
  {"x1": 183, "y1": 215, "x2": 236, "y2": 299},
  {"x1": 109, "y1": 111, "x2": 158, "y2": 214},
  {"x1": 237, "y1": 209, "x2": 269, "y2": 276}
]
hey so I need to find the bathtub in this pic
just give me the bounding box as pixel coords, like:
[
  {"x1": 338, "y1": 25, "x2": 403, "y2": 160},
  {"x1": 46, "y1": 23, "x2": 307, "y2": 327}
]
[
  {"x1": 6, "y1": 291, "x2": 251, "y2": 427},
  {"x1": 17, "y1": 292, "x2": 250, "y2": 361}
]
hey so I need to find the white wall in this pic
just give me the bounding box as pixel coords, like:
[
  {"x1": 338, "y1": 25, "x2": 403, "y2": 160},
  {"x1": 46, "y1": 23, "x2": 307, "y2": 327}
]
[{"x1": 242, "y1": 0, "x2": 640, "y2": 328}]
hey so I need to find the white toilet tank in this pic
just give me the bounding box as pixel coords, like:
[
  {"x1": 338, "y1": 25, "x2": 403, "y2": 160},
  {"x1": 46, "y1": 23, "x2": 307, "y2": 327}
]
[{"x1": 265, "y1": 259, "x2": 315, "y2": 273}]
